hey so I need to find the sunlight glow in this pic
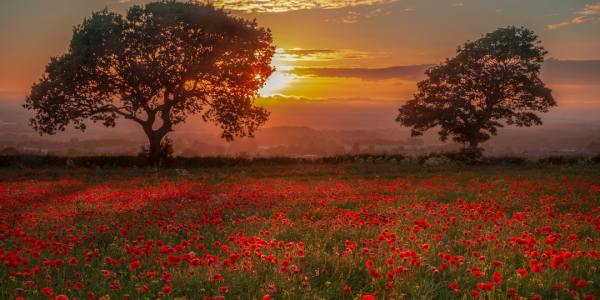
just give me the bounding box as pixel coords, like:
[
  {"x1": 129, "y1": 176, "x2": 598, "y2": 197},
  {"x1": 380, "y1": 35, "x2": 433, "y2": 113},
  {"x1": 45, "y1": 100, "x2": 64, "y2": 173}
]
[
  {"x1": 259, "y1": 49, "x2": 300, "y2": 96},
  {"x1": 259, "y1": 66, "x2": 297, "y2": 96}
]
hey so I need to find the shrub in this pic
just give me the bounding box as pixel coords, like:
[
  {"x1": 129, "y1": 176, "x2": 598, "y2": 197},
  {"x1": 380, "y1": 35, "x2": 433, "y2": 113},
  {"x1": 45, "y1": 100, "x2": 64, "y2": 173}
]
[{"x1": 537, "y1": 155, "x2": 588, "y2": 165}]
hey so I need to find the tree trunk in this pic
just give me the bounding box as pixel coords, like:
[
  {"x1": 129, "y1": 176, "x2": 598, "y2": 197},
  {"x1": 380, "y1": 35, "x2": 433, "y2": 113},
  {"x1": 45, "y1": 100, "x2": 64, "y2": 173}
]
[
  {"x1": 468, "y1": 138, "x2": 479, "y2": 151},
  {"x1": 145, "y1": 129, "x2": 166, "y2": 166},
  {"x1": 141, "y1": 107, "x2": 172, "y2": 166}
]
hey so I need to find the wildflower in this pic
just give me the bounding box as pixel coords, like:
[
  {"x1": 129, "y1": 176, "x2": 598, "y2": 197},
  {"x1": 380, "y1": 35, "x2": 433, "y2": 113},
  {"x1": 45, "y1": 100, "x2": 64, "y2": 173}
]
[
  {"x1": 162, "y1": 286, "x2": 173, "y2": 295},
  {"x1": 492, "y1": 272, "x2": 502, "y2": 284},
  {"x1": 449, "y1": 282, "x2": 460, "y2": 293},
  {"x1": 129, "y1": 260, "x2": 141, "y2": 271},
  {"x1": 477, "y1": 282, "x2": 494, "y2": 291},
  {"x1": 369, "y1": 268, "x2": 381, "y2": 279},
  {"x1": 575, "y1": 279, "x2": 588, "y2": 287},
  {"x1": 41, "y1": 287, "x2": 53, "y2": 297},
  {"x1": 68, "y1": 257, "x2": 79, "y2": 265},
  {"x1": 136, "y1": 285, "x2": 150, "y2": 293},
  {"x1": 471, "y1": 267, "x2": 483, "y2": 277},
  {"x1": 531, "y1": 264, "x2": 543, "y2": 273},
  {"x1": 516, "y1": 268, "x2": 528, "y2": 277}
]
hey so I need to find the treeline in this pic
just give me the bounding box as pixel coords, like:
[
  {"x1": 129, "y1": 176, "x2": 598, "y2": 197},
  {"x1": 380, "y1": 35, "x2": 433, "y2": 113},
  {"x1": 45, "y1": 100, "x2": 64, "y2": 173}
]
[{"x1": 0, "y1": 153, "x2": 599, "y2": 169}]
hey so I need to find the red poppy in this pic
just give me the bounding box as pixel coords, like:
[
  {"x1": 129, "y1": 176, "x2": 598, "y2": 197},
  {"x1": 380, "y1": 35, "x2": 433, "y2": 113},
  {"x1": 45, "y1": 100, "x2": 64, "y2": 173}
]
[
  {"x1": 129, "y1": 260, "x2": 141, "y2": 271},
  {"x1": 448, "y1": 282, "x2": 460, "y2": 293},
  {"x1": 477, "y1": 282, "x2": 494, "y2": 291},
  {"x1": 492, "y1": 272, "x2": 502, "y2": 284},
  {"x1": 41, "y1": 287, "x2": 53, "y2": 297},
  {"x1": 162, "y1": 286, "x2": 173, "y2": 295},
  {"x1": 575, "y1": 279, "x2": 588, "y2": 287}
]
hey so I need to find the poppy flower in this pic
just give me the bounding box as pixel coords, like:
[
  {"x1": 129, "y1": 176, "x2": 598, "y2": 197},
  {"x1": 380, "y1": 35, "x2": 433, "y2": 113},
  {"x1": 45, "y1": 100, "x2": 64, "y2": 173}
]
[
  {"x1": 129, "y1": 260, "x2": 141, "y2": 271},
  {"x1": 448, "y1": 282, "x2": 460, "y2": 293},
  {"x1": 492, "y1": 272, "x2": 502, "y2": 284},
  {"x1": 162, "y1": 286, "x2": 173, "y2": 295},
  {"x1": 41, "y1": 287, "x2": 53, "y2": 297},
  {"x1": 575, "y1": 280, "x2": 588, "y2": 287},
  {"x1": 477, "y1": 282, "x2": 494, "y2": 291}
]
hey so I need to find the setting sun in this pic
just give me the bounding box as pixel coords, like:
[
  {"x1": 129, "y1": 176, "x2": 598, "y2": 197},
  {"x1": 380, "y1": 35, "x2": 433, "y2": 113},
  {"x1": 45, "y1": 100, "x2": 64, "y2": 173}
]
[
  {"x1": 259, "y1": 64, "x2": 297, "y2": 96},
  {"x1": 259, "y1": 49, "x2": 299, "y2": 96}
]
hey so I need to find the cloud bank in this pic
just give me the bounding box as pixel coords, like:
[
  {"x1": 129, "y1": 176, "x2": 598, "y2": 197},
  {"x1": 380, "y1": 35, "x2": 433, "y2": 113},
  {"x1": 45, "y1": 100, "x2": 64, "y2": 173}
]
[
  {"x1": 541, "y1": 59, "x2": 600, "y2": 84},
  {"x1": 205, "y1": 0, "x2": 397, "y2": 13},
  {"x1": 288, "y1": 65, "x2": 432, "y2": 80},
  {"x1": 286, "y1": 60, "x2": 600, "y2": 84},
  {"x1": 547, "y1": 2, "x2": 600, "y2": 30}
]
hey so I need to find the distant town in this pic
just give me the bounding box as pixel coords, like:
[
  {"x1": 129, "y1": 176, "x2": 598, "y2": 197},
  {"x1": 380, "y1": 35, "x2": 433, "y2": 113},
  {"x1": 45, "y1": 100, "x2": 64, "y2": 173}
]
[{"x1": 2, "y1": 122, "x2": 599, "y2": 158}]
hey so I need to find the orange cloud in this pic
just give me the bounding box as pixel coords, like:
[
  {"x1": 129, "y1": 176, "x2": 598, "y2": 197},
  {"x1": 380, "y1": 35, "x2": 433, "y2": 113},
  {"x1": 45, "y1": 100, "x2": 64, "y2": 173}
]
[
  {"x1": 288, "y1": 65, "x2": 430, "y2": 80},
  {"x1": 547, "y1": 2, "x2": 600, "y2": 30},
  {"x1": 207, "y1": 0, "x2": 397, "y2": 13}
]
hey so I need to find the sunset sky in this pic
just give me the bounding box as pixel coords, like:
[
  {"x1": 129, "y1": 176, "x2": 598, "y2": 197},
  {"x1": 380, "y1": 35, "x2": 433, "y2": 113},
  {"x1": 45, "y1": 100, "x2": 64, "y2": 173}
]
[{"x1": 1, "y1": 0, "x2": 599, "y2": 130}]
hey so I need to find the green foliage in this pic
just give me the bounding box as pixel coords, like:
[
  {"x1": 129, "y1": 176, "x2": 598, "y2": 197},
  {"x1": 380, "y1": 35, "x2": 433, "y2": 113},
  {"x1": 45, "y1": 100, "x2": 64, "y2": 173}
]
[
  {"x1": 0, "y1": 147, "x2": 19, "y2": 156},
  {"x1": 24, "y1": 1, "x2": 274, "y2": 163},
  {"x1": 397, "y1": 26, "x2": 556, "y2": 150},
  {"x1": 1, "y1": 153, "x2": 599, "y2": 169}
]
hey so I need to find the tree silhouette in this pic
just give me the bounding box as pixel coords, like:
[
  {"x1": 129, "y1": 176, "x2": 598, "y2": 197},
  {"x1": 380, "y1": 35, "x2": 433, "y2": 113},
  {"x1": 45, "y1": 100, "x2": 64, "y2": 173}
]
[
  {"x1": 397, "y1": 26, "x2": 556, "y2": 151},
  {"x1": 25, "y1": 1, "x2": 274, "y2": 163}
]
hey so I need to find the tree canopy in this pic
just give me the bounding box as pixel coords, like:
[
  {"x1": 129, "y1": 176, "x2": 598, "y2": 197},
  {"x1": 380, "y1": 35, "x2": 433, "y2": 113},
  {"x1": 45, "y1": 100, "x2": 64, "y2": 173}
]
[
  {"x1": 397, "y1": 26, "x2": 556, "y2": 150},
  {"x1": 25, "y1": 1, "x2": 275, "y2": 162}
]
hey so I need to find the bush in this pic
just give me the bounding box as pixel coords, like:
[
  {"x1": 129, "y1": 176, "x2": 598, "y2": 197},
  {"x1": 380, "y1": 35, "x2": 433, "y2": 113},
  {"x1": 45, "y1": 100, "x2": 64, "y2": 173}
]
[
  {"x1": 536, "y1": 155, "x2": 588, "y2": 165},
  {"x1": 418, "y1": 149, "x2": 482, "y2": 166},
  {"x1": 422, "y1": 155, "x2": 453, "y2": 167},
  {"x1": 320, "y1": 154, "x2": 406, "y2": 164},
  {"x1": 0, "y1": 153, "x2": 598, "y2": 169},
  {"x1": 483, "y1": 156, "x2": 528, "y2": 166}
]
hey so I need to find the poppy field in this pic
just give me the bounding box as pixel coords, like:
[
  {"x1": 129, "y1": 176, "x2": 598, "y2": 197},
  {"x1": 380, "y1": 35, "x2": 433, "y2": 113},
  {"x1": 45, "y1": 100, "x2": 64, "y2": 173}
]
[{"x1": 1, "y1": 165, "x2": 599, "y2": 299}]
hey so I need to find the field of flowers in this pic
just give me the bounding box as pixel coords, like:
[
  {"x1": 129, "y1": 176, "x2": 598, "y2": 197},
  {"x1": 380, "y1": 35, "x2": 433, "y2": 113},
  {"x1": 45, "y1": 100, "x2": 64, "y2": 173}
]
[{"x1": 1, "y1": 165, "x2": 599, "y2": 299}]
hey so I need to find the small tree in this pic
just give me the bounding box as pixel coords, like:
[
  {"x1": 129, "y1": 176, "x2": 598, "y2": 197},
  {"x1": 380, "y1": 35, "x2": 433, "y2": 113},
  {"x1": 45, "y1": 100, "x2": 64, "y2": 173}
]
[
  {"x1": 397, "y1": 26, "x2": 555, "y2": 151},
  {"x1": 25, "y1": 1, "x2": 274, "y2": 163}
]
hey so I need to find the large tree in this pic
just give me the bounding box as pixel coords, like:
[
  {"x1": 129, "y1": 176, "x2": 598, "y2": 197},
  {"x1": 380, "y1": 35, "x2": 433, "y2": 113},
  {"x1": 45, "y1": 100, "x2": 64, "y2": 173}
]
[
  {"x1": 25, "y1": 1, "x2": 274, "y2": 162},
  {"x1": 397, "y1": 26, "x2": 556, "y2": 151}
]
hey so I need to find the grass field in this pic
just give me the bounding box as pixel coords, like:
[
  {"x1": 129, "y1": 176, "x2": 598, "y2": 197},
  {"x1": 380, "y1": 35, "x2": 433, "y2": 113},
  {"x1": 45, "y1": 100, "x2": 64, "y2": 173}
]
[{"x1": 1, "y1": 164, "x2": 599, "y2": 299}]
